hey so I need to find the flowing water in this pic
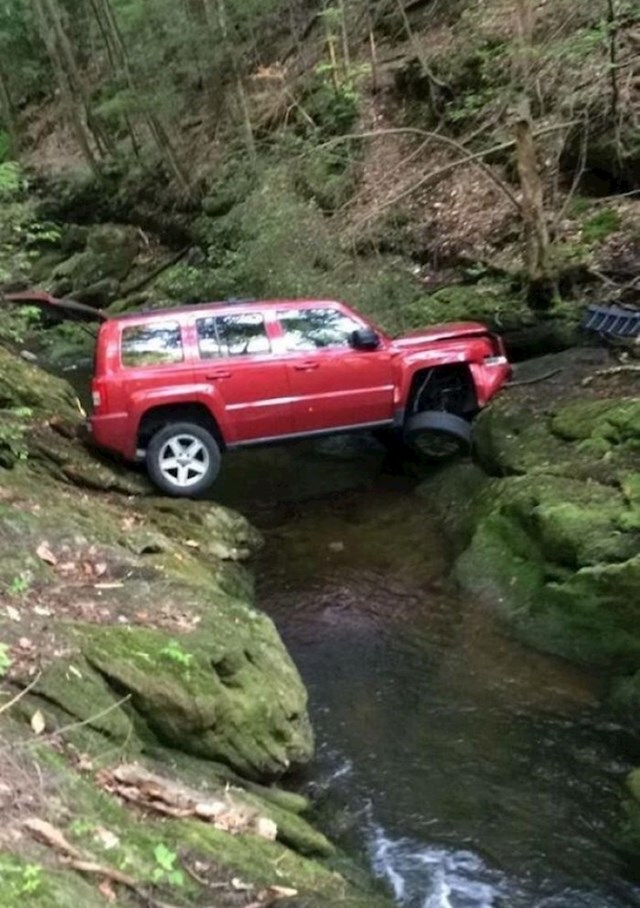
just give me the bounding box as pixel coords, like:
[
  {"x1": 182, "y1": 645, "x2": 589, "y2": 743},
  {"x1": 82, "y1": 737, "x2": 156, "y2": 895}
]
[
  {"x1": 215, "y1": 438, "x2": 640, "y2": 908},
  {"x1": 52, "y1": 356, "x2": 640, "y2": 906}
]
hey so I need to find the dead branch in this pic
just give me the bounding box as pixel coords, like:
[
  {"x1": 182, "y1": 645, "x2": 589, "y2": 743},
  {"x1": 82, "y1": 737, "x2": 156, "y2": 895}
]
[
  {"x1": 119, "y1": 245, "x2": 190, "y2": 299},
  {"x1": 0, "y1": 672, "x2": 42, "y2": 715},
  {"x1": 15, "y1": 694, "x2": 132, "y2": 748},
  {"x1": 324, "y1": 126, "x2": 522, "y2": 211},
  {"x1": 582, "y1": 365, "x2": 640, "y2": 385},
  {"x1": 322, "y1": 122, "x2": 581, "y2": 231},
  {"x1": 507, "y1": 368, "x2": 563, "y2": 387}
]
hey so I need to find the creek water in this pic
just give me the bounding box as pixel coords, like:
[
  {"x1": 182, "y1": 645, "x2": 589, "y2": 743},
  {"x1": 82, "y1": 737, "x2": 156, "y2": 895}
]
[
  {"x1": 50, "y1": 356, "x2": 640, "y2": 906},
  {"x1": 214, "y1": 438, "x2": 640, "y2": 908}
]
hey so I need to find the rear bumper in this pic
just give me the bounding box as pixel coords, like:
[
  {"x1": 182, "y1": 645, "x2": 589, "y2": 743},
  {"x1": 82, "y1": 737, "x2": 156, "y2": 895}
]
[{"x1": 89, "y1": 412, "x2": 137, "y2": 461}]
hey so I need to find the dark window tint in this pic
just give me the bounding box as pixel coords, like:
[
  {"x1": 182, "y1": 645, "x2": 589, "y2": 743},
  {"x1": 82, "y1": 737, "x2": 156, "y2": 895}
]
[
  {"x1": 197, "y1": 313, "x2": 270, "y2": 358},
  {"x1": 278, "y1": 308, "x2": 361, "y2": 352},
  {"x1": 121, "y1": 322, "x2": 183, "y2": 367}
]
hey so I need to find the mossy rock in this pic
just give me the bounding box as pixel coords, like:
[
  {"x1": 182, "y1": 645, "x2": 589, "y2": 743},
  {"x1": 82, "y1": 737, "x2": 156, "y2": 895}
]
[
  {"x1": 426, "y1": 389, "x2": 640, "y2": 669},
  {"x1": 79, "y1": 622, "x2": 313, "y2": 780},
  {"x1": 51, "y1": 223, "x2": 138, "y2": 299}
]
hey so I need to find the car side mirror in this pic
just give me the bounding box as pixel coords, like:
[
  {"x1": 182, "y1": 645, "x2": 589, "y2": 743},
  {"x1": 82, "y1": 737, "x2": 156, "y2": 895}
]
[{"x1": 350, "y1": 327, "x2": 380, "y2": 350}]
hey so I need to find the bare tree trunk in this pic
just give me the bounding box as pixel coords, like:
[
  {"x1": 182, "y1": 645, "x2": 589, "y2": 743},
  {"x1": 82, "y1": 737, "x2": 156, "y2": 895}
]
[
  {"x1": 88, "y1": 0, "x2": 141, "y2": 157},
  {"x1": 365, "y1": 0, "x2": 379, "y2": 93},
  {"x1": 32, "y1": 0, "x2": 100, "y2": 173},
  {"x1": 0, "y1": 64, "x2": 19, "y2": 158},
  {"x1": 98, "y1": 0, "x2": 192, "y2": 194},
  {"x1": 40, "y1": 0, "x2": 116, "y2": 157},
  {"x1": 337, "y1": 0, "x2": 350, "y2": 73},
  {"x1": 213, "y1": 0, "x2": 256, "y2": 163},
  {"x1": 514, "y1": 100, "x2": 552, "y2": 291},
  {"x1": 513, "y1": 0, "x2": 554, "y2": 305}
]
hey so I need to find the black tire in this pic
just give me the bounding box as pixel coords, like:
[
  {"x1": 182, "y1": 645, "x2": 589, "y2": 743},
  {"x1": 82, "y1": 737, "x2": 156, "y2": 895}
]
[
  {"x1": 404, "y1": 410, "x2": 472, "y2": 461},
  {"x1": 146, "y1": 422, "x2": 221, "y2": 497}
]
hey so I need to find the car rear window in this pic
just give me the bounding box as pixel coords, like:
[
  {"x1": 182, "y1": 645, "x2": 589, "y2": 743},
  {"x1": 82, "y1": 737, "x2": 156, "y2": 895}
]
[
  {"x1": 121, "y1": 322, "x2": 183, "y2": 367},
  {"x1": 196, "y1": 313, "x2": 271, "y2": 358}
]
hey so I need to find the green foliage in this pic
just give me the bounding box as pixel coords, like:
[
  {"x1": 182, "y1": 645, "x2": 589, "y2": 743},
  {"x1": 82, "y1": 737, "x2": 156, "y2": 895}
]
[
  {"x1": 152, "y1": 844, "x2": 185, "y2": 887},
  {"x1": 0, "y1": 130, "x2": 10, "y2": 163},
  {"x1": 294, "y1": 144, "x2": 359, "y2": 212},
  {"x1": 160, "y1": 639, "x2": 193, "y2": 669},
  {"x1": 0, "y1": 161, "x2": 24, "y2": 199},
  {"x1": 0, "y1": 407, "x2": 32, "y2": 465},
  {"x1": 8, "y1": 573, "x2": 30, "y2": 596},
  {"x1": 0, "y1": 642, "x2": 12, "y2": 676},
  {"x1": 581, "y1": 208, "x2": 622, "y2": 243},
  {"x1": 0, "y1": 859, "x2": 43, "y2": 899}
]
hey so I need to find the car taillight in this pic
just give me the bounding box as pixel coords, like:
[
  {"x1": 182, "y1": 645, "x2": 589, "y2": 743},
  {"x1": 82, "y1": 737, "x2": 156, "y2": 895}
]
[{"x1": 92, "y1": 390, "x2": 101, "y2": 408}]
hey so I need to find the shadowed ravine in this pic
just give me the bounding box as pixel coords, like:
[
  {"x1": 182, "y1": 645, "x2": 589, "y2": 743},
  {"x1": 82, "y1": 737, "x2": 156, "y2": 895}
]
[{"x1": 213, "y1": 440, "x2": 640, "y2": 908}]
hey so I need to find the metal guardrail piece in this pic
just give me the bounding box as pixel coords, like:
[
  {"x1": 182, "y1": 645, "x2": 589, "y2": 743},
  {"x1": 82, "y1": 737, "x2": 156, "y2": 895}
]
[{"x1": 582, "y1": 303, "x2": 640, "y2": 338}]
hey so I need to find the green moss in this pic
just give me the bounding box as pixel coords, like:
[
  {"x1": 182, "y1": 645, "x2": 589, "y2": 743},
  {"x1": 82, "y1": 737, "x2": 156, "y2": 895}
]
[
  {"x1": 79, "y1": 621, "x2": 313, "y2": 780},
  {"x1": 0, "y1": 855, "x2": 106, "y2": 908},
  {"x1": 581, "y1": 208, "x2": 622, "y2": 244}
]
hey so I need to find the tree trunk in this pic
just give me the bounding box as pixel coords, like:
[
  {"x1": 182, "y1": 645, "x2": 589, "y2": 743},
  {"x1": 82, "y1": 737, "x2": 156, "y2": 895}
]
[
  {"x1": 213, "y1": 0, "x2": 256, "y2": 163},
  {"x1": 514, "y1": 100, "x2": 553, "y2": 303},
  {"x1": 40, "y1": 0, "x2": 116, "y2": 157},
  {"x1": 32, "y1": 0, "x2": 99, "y2": 173},
  {"x1": 0, "y1": 64, "x2": 19, "y2": 158}
]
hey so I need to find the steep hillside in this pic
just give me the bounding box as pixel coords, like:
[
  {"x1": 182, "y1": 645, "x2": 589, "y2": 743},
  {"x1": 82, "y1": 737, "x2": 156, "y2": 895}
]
[{"x1": 1, "y1": 0, "x2": 639, "y2": 355}]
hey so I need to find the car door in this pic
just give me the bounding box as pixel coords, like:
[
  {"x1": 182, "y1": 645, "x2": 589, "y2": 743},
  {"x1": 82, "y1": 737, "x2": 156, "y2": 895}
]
[
  {"x1": 191, "y1": 310, "x2": 294, "y2": 444},
  {"x1": 276, "y1": 306, "x2": 396, "y2": 434}
]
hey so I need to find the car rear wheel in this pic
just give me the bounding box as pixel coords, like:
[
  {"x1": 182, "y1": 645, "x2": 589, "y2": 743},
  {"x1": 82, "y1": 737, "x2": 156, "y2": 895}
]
[
  {"x1": 146, "y1": 422, "x2": 221, "y2": 497},
  {"x1": 404, "y1": 410, "x2": 472, "y2": 461}
]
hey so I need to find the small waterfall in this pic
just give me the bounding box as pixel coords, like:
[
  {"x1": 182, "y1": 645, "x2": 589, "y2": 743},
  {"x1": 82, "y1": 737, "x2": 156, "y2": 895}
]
[{"x1": 370, "y1": 826, "x2": 508, "y2": 908}]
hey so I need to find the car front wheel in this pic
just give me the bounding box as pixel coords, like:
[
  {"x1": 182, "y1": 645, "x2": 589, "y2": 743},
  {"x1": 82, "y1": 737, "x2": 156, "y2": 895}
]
[
  {"x1": 404, "y1": 410, "x2": 472, "y2": 461},
  {"x1": 146, "y1": 422, "x2": 221, "y2": 497}
]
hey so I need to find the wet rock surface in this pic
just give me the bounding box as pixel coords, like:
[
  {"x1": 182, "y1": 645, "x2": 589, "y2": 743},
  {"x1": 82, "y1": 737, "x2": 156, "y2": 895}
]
[{"x1": 0, "y1": 344, "x2": 391, "y2": 908}]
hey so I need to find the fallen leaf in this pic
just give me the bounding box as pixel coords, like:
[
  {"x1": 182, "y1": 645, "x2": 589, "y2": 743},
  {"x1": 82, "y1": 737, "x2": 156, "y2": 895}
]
[
  {"x1": 98, "y1": 880, "x2": 117, "y2": 903},
  {"x1": 36, "y1": 542, "x2": 57, "y2": 565},
  {"x1": 266, "y1": 885, "x2": 299, "y2": 899},
  {"x1": 94, "y1": 827, "x2": 120, "y2": 851},
  {"x1": 30, "y1": 710, "x2": 46, "y2": 735},
  {"x1": 68, "y1": 665, "x2": 83, "y2": 679},
  {"x1": 33, "y1": 606, "x2": 52, "y2": 617},
  {"x1": 184, "y1": 539, "x2": 200, "y2": 548},
  {"x1": 6, "y1": 605, "x2": 21, "y2": 622}
]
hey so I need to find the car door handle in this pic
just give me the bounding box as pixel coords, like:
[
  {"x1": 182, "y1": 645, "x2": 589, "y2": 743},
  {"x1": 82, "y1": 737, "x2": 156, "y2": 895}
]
[
  {"x1": 294, "y1": 362, "x2": 320, "y2": 371},
  {"x1": 206, "y1": 370, "x2": 232, "y2": 379}
]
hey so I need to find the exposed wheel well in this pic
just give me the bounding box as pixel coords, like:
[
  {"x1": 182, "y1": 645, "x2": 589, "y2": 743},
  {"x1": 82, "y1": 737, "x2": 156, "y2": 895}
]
[
  {"x1": 408, "y1": 364, "x2": 478, "y2": 417},
  {"x1": 137, "y1": 404, "x2": 225, "y2": 451}
]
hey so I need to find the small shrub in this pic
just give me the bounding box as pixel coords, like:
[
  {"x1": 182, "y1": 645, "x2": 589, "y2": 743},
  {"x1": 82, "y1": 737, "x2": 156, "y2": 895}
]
[{"x1": 581, "y1": 208, "x2": 622, "y2": 244}]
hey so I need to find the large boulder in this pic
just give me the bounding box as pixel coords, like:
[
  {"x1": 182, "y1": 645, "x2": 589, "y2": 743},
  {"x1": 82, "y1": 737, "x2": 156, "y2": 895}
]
[
  {"x1": 421, "y1": 389, "x2": 640, "y2": 670},
  {"x1": 52, "y1": 223, "x2": 139, "y2": 302}
]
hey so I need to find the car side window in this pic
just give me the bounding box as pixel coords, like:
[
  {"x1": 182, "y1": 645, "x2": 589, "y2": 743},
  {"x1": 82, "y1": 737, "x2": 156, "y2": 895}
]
[
  {"x1": 121, "y1": 322, "x2": 183, "y2": 367},
  {"x1": 277, "y1": 308, "x2": 362, "y2": 351},
  {"x1": 196, "y1": 313, "x2": 271, "y2": 359}
]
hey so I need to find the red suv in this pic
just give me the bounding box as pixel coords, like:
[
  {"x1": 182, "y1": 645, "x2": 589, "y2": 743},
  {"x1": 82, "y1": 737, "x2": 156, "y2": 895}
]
[{"x1": 88, "y1": 298, "x2": 510, "y2": 496}]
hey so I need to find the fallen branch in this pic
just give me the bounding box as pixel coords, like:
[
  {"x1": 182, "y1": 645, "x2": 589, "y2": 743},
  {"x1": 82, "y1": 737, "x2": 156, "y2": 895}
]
[
  {"x1": 23, "y1": 818, "x2": 182, "y2": 908},
  {"x1": 322, "y1": 122, "x2": 582, "y2": 225},
  {"x1": 0, "y1": 672, "x2": 42, "y2": 715},
  {"x1": 16, "y1": 694, "x2": 132, "y2": 749},
  {"x1": 507, "y1": 368, "x2": 563, "y2": 387},
  {"x1": 582, "y1": 365, "x2": 640, "y2": 385},
  {"x1": 119, "y1": 245, "x2": 190, "y2": 299}
]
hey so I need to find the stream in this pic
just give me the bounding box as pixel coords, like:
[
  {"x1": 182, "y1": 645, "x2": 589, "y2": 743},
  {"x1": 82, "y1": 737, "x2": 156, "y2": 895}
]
[
  {"x1": 54, "y1": 359, "x2": 640, "y2": 906},
  {"x1": 214, "y1": 438, "x2": 640, "y2": 908}
]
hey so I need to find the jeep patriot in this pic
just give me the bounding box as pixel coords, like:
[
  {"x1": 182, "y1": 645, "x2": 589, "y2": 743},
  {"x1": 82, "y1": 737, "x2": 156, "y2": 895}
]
[{"x1": 88, "y1": 298, "x2": 510, "y2": 496}]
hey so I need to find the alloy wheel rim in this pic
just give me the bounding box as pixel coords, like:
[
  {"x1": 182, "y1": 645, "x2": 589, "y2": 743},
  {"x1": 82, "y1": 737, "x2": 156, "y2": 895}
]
[{"x1": 158, "y1": 434, "x2": 210, "y2": 488}]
